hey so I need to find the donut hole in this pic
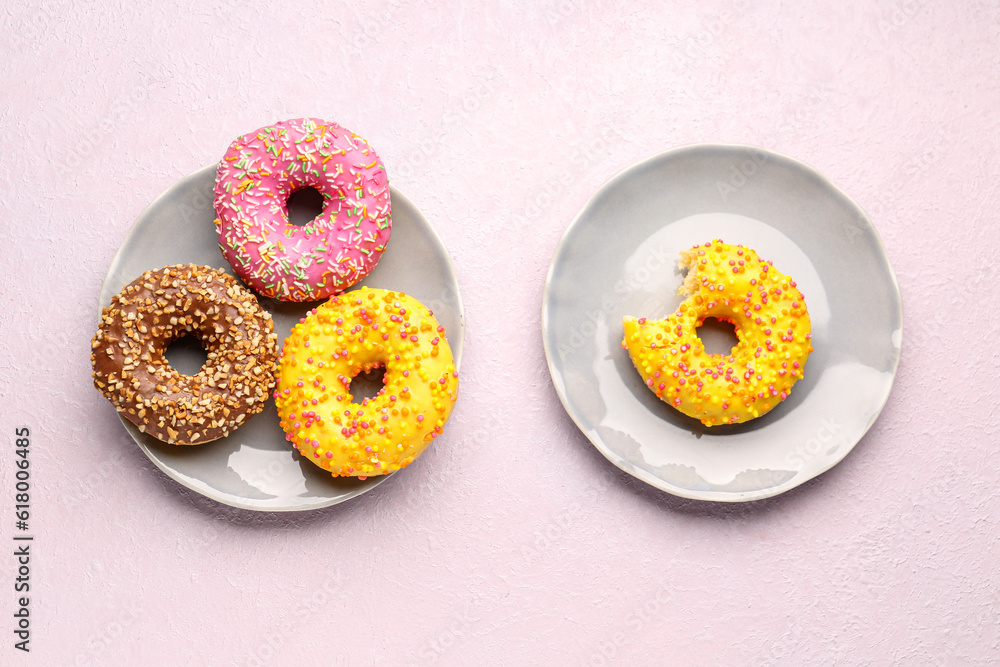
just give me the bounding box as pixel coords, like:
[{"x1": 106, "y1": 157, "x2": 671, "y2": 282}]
[
  {"x1": 287, "y1": 186, "x2": 326, "y2": 226},
  {"x1": 696, "y1": 317, "x2": 740, "y2": 355},
  {"x1": 349, "y1": 365, "x2": 387, "y2": 404},
  {"x1": 164, "y1": 335, "x2": 209, "y2": 375}
]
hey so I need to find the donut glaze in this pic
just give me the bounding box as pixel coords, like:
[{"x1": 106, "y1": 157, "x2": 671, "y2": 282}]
[
  {"x1": 214, "y1": 117, "x2": 392, "y2": 302},
  {"x1": 91, "y1": 264, "x2": 279, "y2": 444},
  {"x1": 275, "y1": 287, "x2": 459, "y2": 477},
  {"x1": 623, "y1": 240, "x2": 812, "y2": 426}
]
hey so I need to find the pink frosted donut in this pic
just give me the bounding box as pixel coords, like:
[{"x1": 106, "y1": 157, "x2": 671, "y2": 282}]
[{"x1": 214, "y1": 118, "x2": 392, "y2": 302}]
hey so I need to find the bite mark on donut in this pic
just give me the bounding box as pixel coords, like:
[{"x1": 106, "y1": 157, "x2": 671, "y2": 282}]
[
  {"x1": 623, "y1": 240, "x2": 813, "y2": 426},
  {"x1": 678, "y1": 246, "x2": 701, "y2": 297}
]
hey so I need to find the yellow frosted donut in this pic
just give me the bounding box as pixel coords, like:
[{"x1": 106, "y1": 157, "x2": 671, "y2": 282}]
[
  {"x1": 622, "y1": 239, "x2": 812, "y2": 426},
  {"x1": 275, "y1": 287, "x2": 459, "y2": 477}
]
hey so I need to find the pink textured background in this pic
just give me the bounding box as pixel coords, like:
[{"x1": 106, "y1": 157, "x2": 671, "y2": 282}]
[{"x1": 2, "y1": 1, "x2": 999, "y2": 664}]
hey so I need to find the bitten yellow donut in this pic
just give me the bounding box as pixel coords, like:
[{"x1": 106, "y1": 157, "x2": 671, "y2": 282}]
[
  {"x1": 275, "y1": 287, "x2": 459, "y2": 477},
  {"x1": 623, "y1": 240, "x2": 812, "y2": 426}
]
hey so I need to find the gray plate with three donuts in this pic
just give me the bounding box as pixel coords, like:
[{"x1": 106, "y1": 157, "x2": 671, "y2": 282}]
[{"x1": 99, "y1": 164, "x2": 464, "y2": 511}]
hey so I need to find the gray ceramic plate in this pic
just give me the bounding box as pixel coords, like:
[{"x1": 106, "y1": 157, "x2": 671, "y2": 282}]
[
  {"x1": 542, "y1": 144, "x2": 902, "y2": 502},
  {"x1": 99, "y1": 165, "x2": 464, "y2": 511}
]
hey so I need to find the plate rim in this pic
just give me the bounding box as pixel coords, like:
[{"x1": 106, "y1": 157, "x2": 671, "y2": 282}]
[
  {"x1": 99, "y1": 163, "x2": 465, "y2": 512},
  {"x1": 541, "y1": 142, "x2": 904, "y2": 503}
]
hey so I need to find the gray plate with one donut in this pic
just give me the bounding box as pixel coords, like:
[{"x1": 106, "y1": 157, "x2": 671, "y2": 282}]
[{"x1": 542, "y1": 144, "x2": 902, "y2": 502}]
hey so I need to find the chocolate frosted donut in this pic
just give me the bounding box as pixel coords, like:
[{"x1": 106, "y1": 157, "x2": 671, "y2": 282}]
[{"x1": 91, "y1": 264, "x2": 279, "y2": 444}]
